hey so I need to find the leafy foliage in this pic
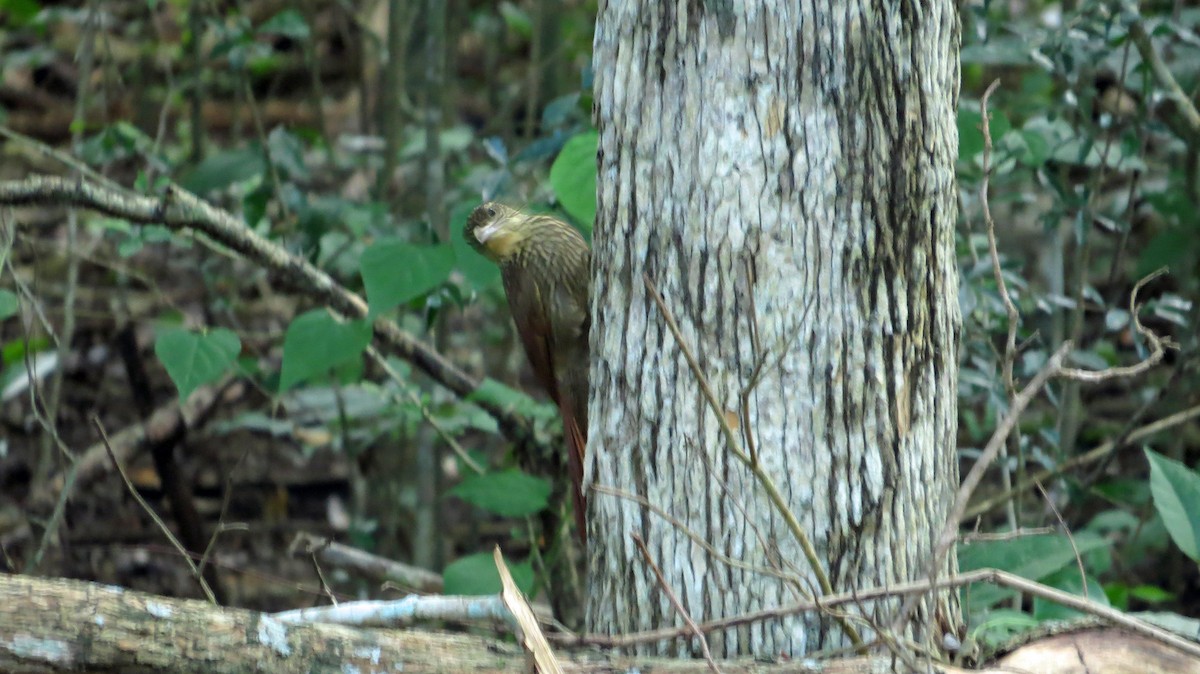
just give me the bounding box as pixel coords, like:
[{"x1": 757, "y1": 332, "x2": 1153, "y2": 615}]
[
  {"x1": 2, "y1": 0, "x2": 1197, "y2": 643},
  {"x1": 953, "y1": 0, "x2": 1200, "y2": 645}
]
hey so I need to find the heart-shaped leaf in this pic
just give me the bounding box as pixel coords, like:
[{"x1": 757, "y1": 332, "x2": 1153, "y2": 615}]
[
  {"x1": 155, "y1": 327, "x2": 241, "y2": 400},
  {"x1": 360, "y1": 240, "x2": 455, "y2": 315},
  {"x1": 549, "y1": 130, "x2": 597, "y2": 233},
  {"x1": 450, "y1": 468, "x2": 551, "y2": 517},
  {"x1": 442, "y1": 551, "x2": 534, "y2": 596},
  {"x1": 279, "y1": 310, "x2": 371, "y2": 391}
]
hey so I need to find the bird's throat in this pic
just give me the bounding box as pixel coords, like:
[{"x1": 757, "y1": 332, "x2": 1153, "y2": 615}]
[{"x1": 475, "y1": 220, "x2": 529, "y2": 261}]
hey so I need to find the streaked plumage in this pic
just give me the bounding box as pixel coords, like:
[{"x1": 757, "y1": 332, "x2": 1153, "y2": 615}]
[{"x1": 465, "y1": 202, "x2": 590, "y2": 544}]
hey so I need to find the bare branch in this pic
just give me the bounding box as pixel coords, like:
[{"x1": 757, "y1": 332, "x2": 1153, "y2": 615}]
[
  {"x1": 566, "y1": 567, "x2": 1200, "y2": 661},
  {"x1": 980, "y1": 77, "x2": 1022, "y2": 549},
  {"x1": 963, "y1": 402, "x2": 1200, "y2": 521},
  {"x1": 288, "y1": 533, "x2": 444, "y2": 593},
  {"x1": 1128, "y1": 18, "x2": 1200, "y2": 136},
  {"x1": 1057, "y1": 268, "x2": 1173, "y2": 382}
]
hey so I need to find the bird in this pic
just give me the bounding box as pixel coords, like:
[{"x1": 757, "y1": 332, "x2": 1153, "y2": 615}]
[{"x1": 464, "y1": 201, "x2": 590, "y2": 544}]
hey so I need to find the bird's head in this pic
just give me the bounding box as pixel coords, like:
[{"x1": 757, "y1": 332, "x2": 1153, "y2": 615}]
[{"x1": 465, "y1": 201, "x2": 528, "y2": 262}]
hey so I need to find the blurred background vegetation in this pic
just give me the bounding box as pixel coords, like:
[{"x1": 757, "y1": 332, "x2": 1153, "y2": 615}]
[{"x1": 0, "y1": 0, "x2": 1197, "y2": 653}]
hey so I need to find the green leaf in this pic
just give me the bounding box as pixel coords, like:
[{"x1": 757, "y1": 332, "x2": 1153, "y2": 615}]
[
  {"x1": 279, "y1": 310, "x2": 371, "y2": 391},
  {"x1": 360, "y1": 240, "x2": 456, "y2": 315},
  {"x1": 79, "y1": 122, "x2": 155, "y2": 165},
  {"x1": 960, "y1": 39, "x2": 1034, "y2": 66},
  {"x1": 1017, "y1": 128, "x2": 1051, "y2": 166},
  {"x1": 498, "y1": 1, "x2": 532, "y2": 38},
  {"x1": 967, "y1": 608, "x2": 1039, "y2": 650},
  {"x1": 178, "y1": 146, "x2": 265, "y2": 194},
  {"x1": 154, "y1": 327, "x2": 241, "y2": 400},
  {"x1": 467, "y1": 378, "x2": 557, "y2": 422},
  {"x1": 1137, "y1": 227, "x2": 1192, "y2": 278},
  {"x1": 1145, "y1": 448, "x2": 1200, "y2": 561},
  {"x1": 1128, "y1": 584, "x2": 1174, "y2": 604},
  {"x1": 258, "y1": 9, "x2": 310, "y2": 40},
  {"x1": 450, "y1": 468, "x2": 551, "y2": 517},
  {"x1": 267, "y1": 126, "x2": 309, "y2": 180},
  {"x1": 117, "y1": 239, "x2": 143, "y2": 258},
  {"x1": 958, "y1": 109, "x2": 983, "y2": 160},
  {"x1": 1105, "y1": 582, "x2": 1129, "y2": 610},
  {"x1": 550, "y1": 130, "x2": 598, "y2": 232},
  {"x1": 2, "y1": 335, "x2": 48, "y2": 368},
  {"x1": 958, "y1": 532, "x2": 1109, "y2": 584},
  {"x1": 1033, "y1": 566, "x2": 1108, "y2": 621},
  {"x1": 442, "y1": 552, "x2": 534, "y2": 596},
  {"x1": 0, "y1": 289, "x2": 17, "y2": 321},
  {"x1": 0, "y1": 0, "x2": 42, "y2": 26}
]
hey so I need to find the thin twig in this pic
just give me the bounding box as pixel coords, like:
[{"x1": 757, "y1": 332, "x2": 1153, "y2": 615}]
[
  {"x1": 7, "y1": 216, "x2": 81, "y2": 573},
  {"x1": 310, "y1": 551, "x2": 339, "y2": 606},
  {"x1": 291, "y1": 533, "x2": 444, "y2": 593},
  {"x1": 642, "y1": 273, "x2": 865, "y2": 650},
  {"x1": 942, "y1": 342, "x2": 1070, "y2": 560},
  {"x1": 964, "y1": 402, "x2": 1200, "y2": 521},
  {"x1": 980, "y1": 79, "x2": 1022, "y2": 538},
  {"x1": 685, "y1": 437, "x2": 809, "y2": 597},
  {"x1": 34, "y1": 0, "x2": 98, "y2": 511},
  {"x1": 739, "y1": 257, "x2": 764, "y2": 468},
  {"x1": 367, "y1": 345, "x2": 485, "y2": 475},
  {"x1": 0, "y1": 126, "x2": 123, "y2": 191},
  {"x1": 959, "y1": 527, "x2": 1055, "y2": 543},
  {"x1": 1057, "y1": 268, "x2": 1172, "y2": 382},
  {"x1": 198, "y1": 448, "x2": 250, "y2": 579},
  {"x1": 93, "y1": 416, "x2": 217, "y2": 604},
  {"x1": 632, "y1": 533, "x2": 721, "y2": 673},
  {"x1": 592, "y1": 484, "x2": 799, "y2": 583},
  {"x1": 564, "y1": 567, "x2": 1200, "y2": 660},
  {"x1": 1035, "y1": 481, "x2": 1087, "y2": 600}
]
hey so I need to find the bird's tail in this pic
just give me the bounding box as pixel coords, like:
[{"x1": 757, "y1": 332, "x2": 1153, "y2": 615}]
[{"x1": 561, "y1": 400, "x2": 588, "y2": 547}]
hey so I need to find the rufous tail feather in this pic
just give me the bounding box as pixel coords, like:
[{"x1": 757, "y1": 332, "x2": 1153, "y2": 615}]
[{"x1": 561, "y1": 401, "x2": 587, "y2": 547}]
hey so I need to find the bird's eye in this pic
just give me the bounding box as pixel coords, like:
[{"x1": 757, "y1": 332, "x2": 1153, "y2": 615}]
[{"x1": 487, "y1": 207, "x2": 496, "y2": 217}]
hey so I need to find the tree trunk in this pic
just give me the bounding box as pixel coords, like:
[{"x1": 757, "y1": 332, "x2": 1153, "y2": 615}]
[{"x1": 588, "y1": 0, "x2": 962, "y2": 658}]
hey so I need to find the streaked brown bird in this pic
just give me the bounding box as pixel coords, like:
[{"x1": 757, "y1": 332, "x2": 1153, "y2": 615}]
[{"x1": 465, "y1": 202, "x2": 590, "y2": 544}]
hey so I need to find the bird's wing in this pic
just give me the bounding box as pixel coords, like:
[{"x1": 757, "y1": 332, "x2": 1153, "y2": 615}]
[{"x1": 501, "y1": 265, "x2": 561, "y2": 404}]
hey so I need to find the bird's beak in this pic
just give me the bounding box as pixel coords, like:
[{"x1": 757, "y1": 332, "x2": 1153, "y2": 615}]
[{"x1": 474, "y1": 220, "x2": 504, "y2": 244}]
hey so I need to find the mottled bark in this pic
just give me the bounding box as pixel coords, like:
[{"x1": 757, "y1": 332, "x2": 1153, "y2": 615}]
[{"x1": 588, "y1": 0, "x2": 961, "y2": 658}]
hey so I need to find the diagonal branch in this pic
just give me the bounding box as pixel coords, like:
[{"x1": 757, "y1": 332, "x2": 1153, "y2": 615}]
[
  {"x1": 1128, "y1": 18, "x2": 1200, "y2": 137},
  {"x1": 0, "y1": 175, "x2": 539, "y2": 448}
]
